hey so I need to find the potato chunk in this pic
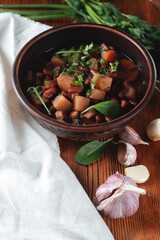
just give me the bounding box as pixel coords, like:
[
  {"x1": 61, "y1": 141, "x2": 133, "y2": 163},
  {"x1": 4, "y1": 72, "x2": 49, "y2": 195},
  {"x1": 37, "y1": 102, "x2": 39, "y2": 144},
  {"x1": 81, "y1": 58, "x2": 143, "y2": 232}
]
[
  {"x1": 89, "y1": 89, "x2": 106, "y2": 100},
  {"x1": 91, "y1": 73, "x2": 112, "y2": 92},
  {"x1": 73, "y1": 96, "x2": 90, "y2": 112},
  {"x1": 57, "y1": 74, "x2": 74, "y2": 91},
  {"x1": 52, "y1": 95, "x2": 73, "y2": 111}
]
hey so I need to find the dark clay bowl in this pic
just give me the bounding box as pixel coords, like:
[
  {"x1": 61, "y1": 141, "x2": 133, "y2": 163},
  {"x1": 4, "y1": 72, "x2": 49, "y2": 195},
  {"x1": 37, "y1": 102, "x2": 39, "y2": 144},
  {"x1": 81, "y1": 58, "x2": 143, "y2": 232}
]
[{"x1": 12, "y1": 23, "x2": 156, "y2": 141}]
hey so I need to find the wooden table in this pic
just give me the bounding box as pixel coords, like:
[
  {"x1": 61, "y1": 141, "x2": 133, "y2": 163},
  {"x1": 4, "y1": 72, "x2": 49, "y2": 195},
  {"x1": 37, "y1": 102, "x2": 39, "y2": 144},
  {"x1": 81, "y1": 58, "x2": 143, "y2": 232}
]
[{"x1": 1, "y1": 0, "x2": 160, "y2": 239}]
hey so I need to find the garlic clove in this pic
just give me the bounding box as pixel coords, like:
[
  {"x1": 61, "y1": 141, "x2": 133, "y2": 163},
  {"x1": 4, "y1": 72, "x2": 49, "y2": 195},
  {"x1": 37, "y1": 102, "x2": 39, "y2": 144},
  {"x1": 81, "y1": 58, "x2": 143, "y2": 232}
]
[
  {"x1": 125, "y1": 165, "x2": 150, "y2": 183},
  {"x1": 118, "y1": 126, "x2": 149, "y2": 145},
  {"x1": 95, "y1": 172, "x2": 146, "y2": 218},
  {"x1": 146, "y1": 118, "x2": 160, "y2": 141},
  {"x1": 117, "y1": 141, "x2": 137, "y2": 166}
]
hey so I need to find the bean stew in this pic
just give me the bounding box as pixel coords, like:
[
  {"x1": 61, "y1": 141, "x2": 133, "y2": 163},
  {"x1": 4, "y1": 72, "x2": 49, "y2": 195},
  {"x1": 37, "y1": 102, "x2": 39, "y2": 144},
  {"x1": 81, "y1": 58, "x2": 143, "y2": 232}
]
[{"x1": 24, "y1": 42, "x2": 143, "y2": 125}]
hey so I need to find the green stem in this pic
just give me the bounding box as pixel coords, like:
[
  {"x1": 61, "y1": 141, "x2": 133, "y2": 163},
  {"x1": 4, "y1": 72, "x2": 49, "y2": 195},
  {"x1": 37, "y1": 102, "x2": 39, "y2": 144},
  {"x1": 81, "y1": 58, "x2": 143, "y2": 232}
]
[
  {"x1": 0, "y1": 9, "x2": 67, "y2": 16},
  {"x1": 155, "y1": 86, "x2": 160, "y2": 92},
  {"x1": 28, "y1": 14, "x2": 70, "y2": 20},
  {"x1": 83, "y1": 3, "x2": 102, "y2": 24},
  {"x1": 0, "y1": 4, "x2": 68, "y2": 9}
]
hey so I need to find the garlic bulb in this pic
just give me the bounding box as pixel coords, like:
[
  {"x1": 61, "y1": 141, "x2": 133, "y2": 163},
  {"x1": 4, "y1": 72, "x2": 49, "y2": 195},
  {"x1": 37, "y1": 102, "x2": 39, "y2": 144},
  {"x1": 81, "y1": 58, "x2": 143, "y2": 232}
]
[
  {"x1": 95, "y1": 172, "x2": 146, "y2": 219},
  {"x1": 119, "y1": 126, "x2": 148, "y2": 145},
  {"x1": 117, "y1": 141, "x2": 137, "y2": 166},
  {"x1": 146, "y1": 118, "x2": 160, "y2": 141}
]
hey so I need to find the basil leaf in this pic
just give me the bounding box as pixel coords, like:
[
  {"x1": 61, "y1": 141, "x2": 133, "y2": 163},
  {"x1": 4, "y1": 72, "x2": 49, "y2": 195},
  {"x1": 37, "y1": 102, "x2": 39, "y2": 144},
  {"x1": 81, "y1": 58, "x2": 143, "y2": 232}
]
[
  {"x1": 82, "y1": 101, "x2": 122, "y2": 119},
  {"x1": 76, "y1": 138, "x2": 113, "y2": 165}
]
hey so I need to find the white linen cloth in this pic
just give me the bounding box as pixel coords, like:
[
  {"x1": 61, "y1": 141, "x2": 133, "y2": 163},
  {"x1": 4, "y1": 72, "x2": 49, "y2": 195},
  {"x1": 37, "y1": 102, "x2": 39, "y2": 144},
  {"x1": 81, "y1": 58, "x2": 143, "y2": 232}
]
[{"x1": 0, "y1": 13, "x2": 114, "y2": 240}]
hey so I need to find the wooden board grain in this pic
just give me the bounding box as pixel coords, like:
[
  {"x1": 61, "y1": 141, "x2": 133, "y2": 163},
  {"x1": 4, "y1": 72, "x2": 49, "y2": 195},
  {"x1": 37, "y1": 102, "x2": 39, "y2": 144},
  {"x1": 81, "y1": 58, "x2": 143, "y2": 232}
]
[{"x1": 1, "y1": 0, "x2": 160, "y2": 239}]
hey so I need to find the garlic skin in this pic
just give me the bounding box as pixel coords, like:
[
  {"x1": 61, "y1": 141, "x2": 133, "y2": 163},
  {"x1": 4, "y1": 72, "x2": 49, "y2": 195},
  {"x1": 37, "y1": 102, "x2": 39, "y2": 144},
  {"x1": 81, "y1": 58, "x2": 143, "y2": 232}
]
[
  {"x1": 95, "y1": 172, "x2": 146, "y2": 219},
  {"x1": 118, "y1": 141, "x2": 137, "y2": 166},
  {"x1": 146, "y1": 118, "x2": 160, "y2": 141},
  {"x1": 119, "y1": 126, "x2": 148, "y2": 145}
]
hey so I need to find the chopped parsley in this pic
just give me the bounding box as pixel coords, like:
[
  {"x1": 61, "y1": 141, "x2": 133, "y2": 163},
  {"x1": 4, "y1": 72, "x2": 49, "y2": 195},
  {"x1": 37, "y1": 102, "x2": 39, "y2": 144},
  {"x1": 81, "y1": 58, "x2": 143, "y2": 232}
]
[
  {"x1": 108, "y1": 60, "x2": 119, "y2": 73},
  {"x1": 45, "y1": 81, "x2": 52, "y2": 85},
  {"x1": 86, "y1": 89, "x2": 91, "y2": 97},
  {"x1": 73, "y1": 119, "x2": 80, "y2": 125}
]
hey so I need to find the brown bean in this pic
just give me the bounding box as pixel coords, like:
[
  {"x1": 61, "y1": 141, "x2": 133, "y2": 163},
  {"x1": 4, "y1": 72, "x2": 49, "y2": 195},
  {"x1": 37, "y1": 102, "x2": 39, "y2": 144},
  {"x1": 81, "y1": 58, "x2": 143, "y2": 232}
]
[
  {"x1": 43, "y1": 68, "x2": 53, "y2": 77},
  {"x1": 84, "y1": 78, "x2": 90, "y2": 85},
  {"x1": 61, "y1": 90, "x2": 68, "y2": 97},
  {"x1": 51, "y1": 55, "x2": 65, "y2": 66},
  {"x1": 78, "y1": 66, "x2": 89, "y2": 72},
  {"x1": 25, "y1": 70, "x2": 33, "y2": 82},
  {"x1": 95, "y1": 115, "x2": 102, "y2": 123},
  {"x1": 68, "y1": 86, "x2": 84, "y2": 94},
  {"x1": 43, "y1": 87, "x2": 57, "y2": 99},
  {"x1": 70, "y1": 110, "x2": 79, "y2": 119},
  {"x1": 111, "y1": 98, "x2": 118, "y2": 103},
  {"x1": 43, "y1": 84, "x2": 52, "y2": 91},
  {"x1": 52, "y1": 79, "x2": 58, "y2": 87},
  {"x1": 36, "y1": 72, "x2": 44, "y2": 78},
  {"x1": 55, "y1": 110, "x2": 66, "y2": 120},
  {"x1": 49, "y1": 105, "x2": 56, "y2": 112},
  {"x1": 35, "y1": 78, "x2": 42, "y2": 86},
  {"x1": 53, "y1": 66, "x2": 61, "y2": 72},
  {"x1": 45, "y1": 62, "x2": 53, "y2": 70},
  {"x1": 29, "y1": 92, "x2": 48, "y2": 105},
  {"x1": 43, "y1": 79, "x2": 57, "y2": 87}
]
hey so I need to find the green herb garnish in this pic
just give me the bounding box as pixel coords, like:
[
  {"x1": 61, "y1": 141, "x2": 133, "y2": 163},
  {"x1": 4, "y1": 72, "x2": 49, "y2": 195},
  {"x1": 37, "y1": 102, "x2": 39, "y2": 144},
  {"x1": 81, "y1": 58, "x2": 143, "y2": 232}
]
[
  {"x1": 78, "y1": 74, "x2": 84, "y2": 82},
  {"x1": 90, "y1": 73, "x2": 100, "y2": 89},
  {"x1": 73, "y1": 119, "x2": 80, "y2": 125},
  {"x1": 86, "y1": 89, "x2": 90, "y2": 97},
  {"x1": 74, "y1": 81, "x2": 84, "y2": 87},
  {"x1": 86, "y1": 60, "x2": 91, "y2": 65},
  {"x1": 81, "y1": 100, "x2": 122, "y2": 119},
  {"x1": 100, "y1": 58, "x2": 106, "y2": 65},
  {"x1": 1, "y1": 1, "x2": 160, "y2": 54},
  {"x1": 155, "y1": 80, "x2": 160, "y2": 92},
  {"x1": 76, "y1": 138, "x2": 113, "y2": 165},
  {"x1": 108, "y1": 60, "x2": 119, "y2": 73},
  {"x1": 45, "y1": 81, "x2": 52, "y2": 85},
  {"x1": 72, "y1": 52, "x2": 79, "y2": 66},
  {"x1": 54, "y1": 71, "x2": 59, "y2": 77},
  {"x1": 27, "y1": 86, "x2": 51, "y2": 115}
]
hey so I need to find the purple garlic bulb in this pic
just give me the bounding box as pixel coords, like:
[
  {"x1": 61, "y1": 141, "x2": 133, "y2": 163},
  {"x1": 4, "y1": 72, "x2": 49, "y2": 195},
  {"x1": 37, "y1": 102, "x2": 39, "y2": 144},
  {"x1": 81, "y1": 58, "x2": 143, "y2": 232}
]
[{"x1": 95, "y1": 172, "x2": 146, "y2": 218}]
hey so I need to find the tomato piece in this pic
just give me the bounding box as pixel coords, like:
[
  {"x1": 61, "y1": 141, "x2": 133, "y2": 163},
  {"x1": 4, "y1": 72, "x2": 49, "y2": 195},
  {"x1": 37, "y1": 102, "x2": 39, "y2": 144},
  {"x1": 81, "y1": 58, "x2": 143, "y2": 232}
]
[
  {"x1": 102, "y1": 50, "x2": 118, "y2": 65},
  {"x1": 118, "y1": 59, "x2": 139, "y2": 82}
]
